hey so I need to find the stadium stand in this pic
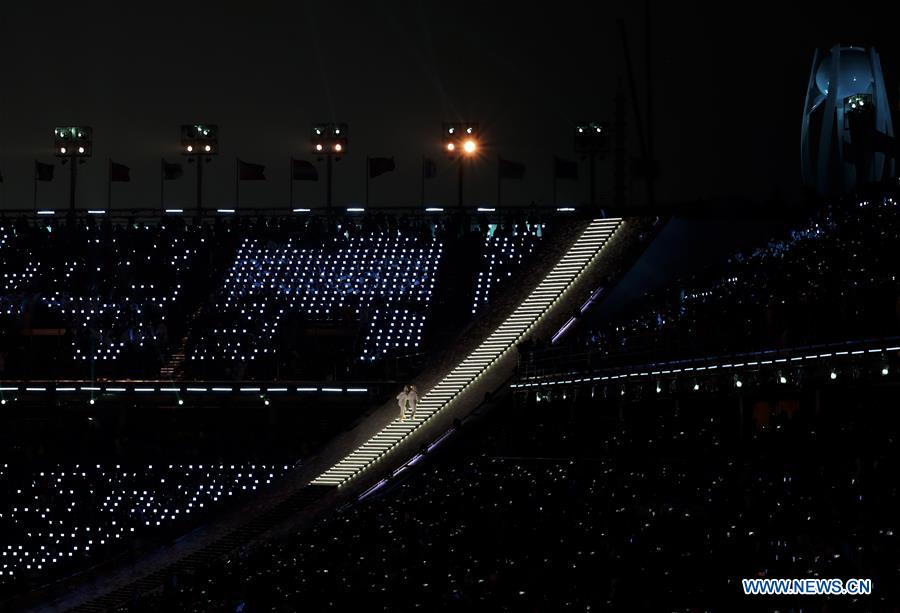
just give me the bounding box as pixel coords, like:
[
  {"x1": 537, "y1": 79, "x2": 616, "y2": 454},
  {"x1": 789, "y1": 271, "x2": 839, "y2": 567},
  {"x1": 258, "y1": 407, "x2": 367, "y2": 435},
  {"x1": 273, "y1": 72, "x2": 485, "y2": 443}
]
[
  {"x1": 105, "y1": 379, "x2": 900, "y2": 611},
  {"x1": 0, "y1": 462, "x2": 292, "y2": 595},
  {"x1": 471, "y1": 223, "x2": 544, "y2": 315},
  {"x1": 0, "y1": 218, "x2": 209, "y2": 378},
  {"x1": 0, "y1": 213, "x2": 555, "y2": 382},
  {"x1": 571, "y1": 196, "x2": 900, "y2": 362},
  {"x1": 186, "y1": 232, "x2": 442, "y2": 370}
]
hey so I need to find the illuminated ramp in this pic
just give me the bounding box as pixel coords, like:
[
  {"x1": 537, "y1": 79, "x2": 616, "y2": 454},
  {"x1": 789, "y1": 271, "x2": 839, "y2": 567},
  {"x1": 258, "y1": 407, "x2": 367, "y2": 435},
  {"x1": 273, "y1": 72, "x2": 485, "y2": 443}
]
[{"x1": 313, "y1": 218, "x2": 622, "y2": 486}]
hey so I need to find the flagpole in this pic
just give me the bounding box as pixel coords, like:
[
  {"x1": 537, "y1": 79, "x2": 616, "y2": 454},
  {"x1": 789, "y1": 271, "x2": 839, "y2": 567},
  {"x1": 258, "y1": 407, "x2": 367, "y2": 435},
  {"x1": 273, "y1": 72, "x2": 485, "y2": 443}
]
[
  {"x1": 235, "y1": 158, "x2": 239, "y2": 211},
  {"x1": 107, "y1": 158, "x2": 112, "y2": 211},
  {"x1": 33, "y1": 164, "x2": 37, "y2": 212},
  {"x1": 289, "y1": 158, "x2": 293, "y2": 210},
  {"x1": 69, "y1": 151, "x2": 77, "y2": 213},
  {"x1": 553, "y1": 157, "x2": 558, "y2": 208},
  {"x1": 326, "y1": 155, "x2": 333, "y2": 209},
  {"x1": 420, "y1": 155, "x2": 425, "y2": 207},
  {"x1": 365, "y1": 157, "x2": 370, "y2": 207},
  {"x1": 195, "y1": 153, "x2": 203, "y2": 213},
  {"x1": 497, "y1": 154, "x2": 501, "y2": 208},
  {"x1": 457, "y1": 158, "x2": 464, "y2": 209},
  {"x1": 160, "y1": 159, "x2": 164, "y2": 214}
]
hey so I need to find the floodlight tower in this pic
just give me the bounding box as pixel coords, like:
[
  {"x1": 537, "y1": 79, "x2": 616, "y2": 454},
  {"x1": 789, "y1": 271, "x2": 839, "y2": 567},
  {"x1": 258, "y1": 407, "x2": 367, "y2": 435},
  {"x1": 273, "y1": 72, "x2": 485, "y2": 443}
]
[
  {"x1": 312, "y1": 123, "x2": 348, "y2": 208},
  {"x1": 54, "y1": 126, "x2": 92, "y2": 211},
  {"x1": 801, "y1": 45, "x2": 894, "y2": 195},
  {"x1": 181, "y1": 124, "x2": 219, "y2": 210},
  {"x1": 442, "y1": 123, "x2": 479, "y2": 207},
  {"x1": 574, "y1": 121, "x2": 609, "y2": 207}
]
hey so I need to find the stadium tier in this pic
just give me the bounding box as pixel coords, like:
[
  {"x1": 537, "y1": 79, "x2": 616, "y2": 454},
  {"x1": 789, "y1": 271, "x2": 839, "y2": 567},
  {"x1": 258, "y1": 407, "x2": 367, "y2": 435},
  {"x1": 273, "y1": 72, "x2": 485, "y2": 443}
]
[
  {"x1": 0, "y1": 462, "x2": 292, "y2": 591},
  {"x1": 471, "y1": 224, "x2": 544, "y2": 314},
  {"x1": 521, "y1": 194, "x2": 900, "y2": 383},
  {"x1": 187, "y1": 232, "x2": 442, "y2": 365},
  {"x1": 0, "y1": 215, "x2": 551, "y2": 382},
  {"x1": 105, "y1": 384, "x2": 900, "y2": 611}
]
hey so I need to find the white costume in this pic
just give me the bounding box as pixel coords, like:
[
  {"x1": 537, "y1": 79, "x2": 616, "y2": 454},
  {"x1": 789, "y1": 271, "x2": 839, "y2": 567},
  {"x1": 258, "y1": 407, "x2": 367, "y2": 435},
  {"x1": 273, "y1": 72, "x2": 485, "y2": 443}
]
[{"x1": 396, "y1": 386, "x2": 419, "y2": 420}]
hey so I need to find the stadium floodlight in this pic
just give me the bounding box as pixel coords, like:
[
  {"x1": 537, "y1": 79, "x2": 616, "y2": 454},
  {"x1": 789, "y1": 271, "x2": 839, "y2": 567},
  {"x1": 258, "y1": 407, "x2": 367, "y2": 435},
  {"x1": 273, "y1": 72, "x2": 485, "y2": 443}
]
[
  {"x1": 180, "y1": 124, "x2": 218, "y2": 211},
  {"x1": 574, "y1": 120, "x2": 609, "y2": 154},
  {"x1": 442, "y1": 122, "x2": 479, "y2": 158},
  {"x1": 54, "y1": 126, "x2": 92, "y2": 158},
  {"x1": 311, "y1": 122, "x2": 348, "y2": 209},
  {"x1": 442, "y1": 122, "x2": 481, "y2": 208},
  {"x1": 311, "y1": 123, "x2": 348, "y2": 156},
  {"x1": 181, "y1": 124, "x2": 218, "y2": 156}
]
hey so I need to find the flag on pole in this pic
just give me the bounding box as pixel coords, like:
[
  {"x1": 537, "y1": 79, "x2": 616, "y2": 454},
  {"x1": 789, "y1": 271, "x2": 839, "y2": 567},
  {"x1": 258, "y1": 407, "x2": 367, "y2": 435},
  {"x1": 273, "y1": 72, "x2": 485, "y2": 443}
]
[
  {"x1": 291, "y1": 158, "x2": 318, "y2": 181},
  {"x1": 110, "y1": 161, "x2": 131, "y2": 182},
  {"x1": 554, "y1": 156, "x2": 579, "y2": 180},
  {"x1": 498, "y1": 157, "x2": 526, "y2": 179},
  {"x1": 162, "y1": 160, "x2": 183, "y2": 180},
  {"x1": 368, "y1": 157, "x2": 396, "y2": 178},
  {"x1": 238, "y1": 159, "x2": 266, "y2": 180},
  {"x1": 35, "y1": 161, "x2": 55, "y2": 182}
]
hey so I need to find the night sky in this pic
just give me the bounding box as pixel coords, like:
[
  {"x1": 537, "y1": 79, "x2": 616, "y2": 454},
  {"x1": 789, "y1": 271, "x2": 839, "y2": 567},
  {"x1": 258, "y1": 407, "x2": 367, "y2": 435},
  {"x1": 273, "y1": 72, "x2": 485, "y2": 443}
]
[{"x1": 0, "y1": 1, "x2": 895, "y2": 212}]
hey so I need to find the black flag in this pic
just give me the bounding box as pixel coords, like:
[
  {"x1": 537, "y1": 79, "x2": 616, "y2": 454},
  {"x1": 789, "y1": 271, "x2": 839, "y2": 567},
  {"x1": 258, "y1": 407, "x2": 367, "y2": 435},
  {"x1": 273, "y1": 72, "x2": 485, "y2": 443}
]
[
  {"x1": 368, "y1": 157, "x2": 395, "y2": 179},
  {"x1": 291, "y1": 158, "x2": 318, "y2": 181},
  {"x1": 0, "y1": 168, "x2": 3, "y2": 183},
  {"x1": 423, "y1": 157, "x2": 437, "y2": 179},
  {"x1": 162, "y1": 160, "x2": 183, "y2": 180},
  {"x1": 554, "y1": 156, "x2": 578, "y2": 180},
  {"x1": 35, "y1": 161, "x2": 55, "y2": 182},
  {"x1": 238, "y1": 160, "x2": 266, "y2": 180},
  {"x1": 110, "y1": 161, "x2": 131, "y2": 182},
  {"x1": 498, "y1": 157, "x2": 525, "y2": 180}
]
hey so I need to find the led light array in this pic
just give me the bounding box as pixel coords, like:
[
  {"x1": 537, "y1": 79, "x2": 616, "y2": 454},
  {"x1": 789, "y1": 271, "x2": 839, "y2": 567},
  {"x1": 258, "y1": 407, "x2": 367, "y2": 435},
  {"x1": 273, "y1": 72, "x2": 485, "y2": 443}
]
[
  {"x1": 0, "y1": 462, "x2": 290, "y2": 585},
  {"x1": 0, "y1": 229, "x2": 203, "y2": 362},
  {"x1": 472, "y1": 224, "x2": 544, "y2": 314},
  {"x1": 0, "y1": 384, "x2": 368, "y2": 395},
  {"x1": 313, "y1": 218, "x2": 622, "y2": 486},
  {"x1": 513, "y1": 342, "x2": 900, "y2": 389},
  {"x1": 191, "y1": 233, "x2": 442, "y2": 363}
]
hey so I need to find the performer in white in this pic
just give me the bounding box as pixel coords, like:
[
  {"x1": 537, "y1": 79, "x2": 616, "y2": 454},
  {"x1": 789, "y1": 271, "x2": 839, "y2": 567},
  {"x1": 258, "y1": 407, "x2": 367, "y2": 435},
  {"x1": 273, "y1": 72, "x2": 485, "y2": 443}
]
[
  {"x1": 396, "y1": 384, "x2": 420, "y2": 421},
  {"x1": 407, "y1": 384, "x2": 419, "y2": 420},
  {"x1": 396, "y1": 385, "x2": 411, "y2": 421}
]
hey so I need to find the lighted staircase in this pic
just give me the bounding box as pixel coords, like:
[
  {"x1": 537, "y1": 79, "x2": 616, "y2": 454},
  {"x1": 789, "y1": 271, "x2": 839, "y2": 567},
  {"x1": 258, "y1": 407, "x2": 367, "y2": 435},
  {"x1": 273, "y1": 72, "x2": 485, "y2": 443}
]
[{"x1": 313, "y1": 217, "x2": 623, "y2": 486}]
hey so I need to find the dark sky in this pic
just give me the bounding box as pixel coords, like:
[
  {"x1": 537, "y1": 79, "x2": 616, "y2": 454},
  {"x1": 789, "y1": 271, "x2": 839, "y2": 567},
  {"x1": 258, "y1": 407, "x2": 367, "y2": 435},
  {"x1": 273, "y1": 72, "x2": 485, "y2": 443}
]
[{"x1": 0, "y1": 1, "x2": 895, "y2": 211}]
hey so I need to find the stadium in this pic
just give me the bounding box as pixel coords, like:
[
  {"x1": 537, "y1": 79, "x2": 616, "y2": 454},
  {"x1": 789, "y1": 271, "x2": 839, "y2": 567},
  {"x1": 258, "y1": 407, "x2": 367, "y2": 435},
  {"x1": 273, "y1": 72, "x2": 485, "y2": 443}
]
[{"x1": 0, "y1": 2, "x2": 898, "y2": 611}]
